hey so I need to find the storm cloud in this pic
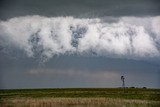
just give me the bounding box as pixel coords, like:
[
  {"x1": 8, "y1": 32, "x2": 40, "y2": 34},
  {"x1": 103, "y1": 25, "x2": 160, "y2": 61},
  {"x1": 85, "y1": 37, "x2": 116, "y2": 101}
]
[
  {"x1": 0, "y1": 0, "x2": 160, "y2": 20},
  {"x1": 0, "y1": 0, "x2": 160, "y2": 89},
  {"x1": 0, "y1": 15, "x2": 160, "y2": 61}
]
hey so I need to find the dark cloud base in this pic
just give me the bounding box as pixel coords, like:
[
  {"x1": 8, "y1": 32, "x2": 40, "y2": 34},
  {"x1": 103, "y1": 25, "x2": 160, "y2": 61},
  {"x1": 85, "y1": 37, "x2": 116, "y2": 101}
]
[
  {"x1": 0, "y1": 54, "x2": 160, "y2": 89},
  {"x1": 0, "y1": 0, "x2": 160, "y2": 20}
]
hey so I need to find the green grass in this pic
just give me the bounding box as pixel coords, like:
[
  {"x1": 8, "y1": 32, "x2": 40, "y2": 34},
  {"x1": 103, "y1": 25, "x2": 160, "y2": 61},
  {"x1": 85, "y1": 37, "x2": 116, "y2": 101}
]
[
  {"x1": 0, "y1": 88, "x2": 160, "y2": 107},
  {"x1": 0, "y1": 88, "x2": 160, "y2": 100}
]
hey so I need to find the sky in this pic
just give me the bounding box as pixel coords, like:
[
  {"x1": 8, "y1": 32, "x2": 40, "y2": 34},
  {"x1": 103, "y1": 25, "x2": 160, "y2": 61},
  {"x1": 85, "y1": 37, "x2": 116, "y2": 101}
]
[{"x1": 0, "y1": 0, "x2": 160, "y2": 89}]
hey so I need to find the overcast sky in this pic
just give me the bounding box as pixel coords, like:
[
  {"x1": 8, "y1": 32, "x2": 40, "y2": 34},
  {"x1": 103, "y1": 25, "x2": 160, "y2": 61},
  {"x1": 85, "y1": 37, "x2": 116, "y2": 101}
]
[{"x1": 0, "y1": 0, "x2": 160, "y2": 89}]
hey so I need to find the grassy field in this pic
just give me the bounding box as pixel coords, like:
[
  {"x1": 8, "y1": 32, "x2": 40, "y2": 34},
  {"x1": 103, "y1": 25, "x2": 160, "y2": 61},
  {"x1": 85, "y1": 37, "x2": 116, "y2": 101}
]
[{"x1": 0, "y1": 88, "x2": 160, "y2": 107}]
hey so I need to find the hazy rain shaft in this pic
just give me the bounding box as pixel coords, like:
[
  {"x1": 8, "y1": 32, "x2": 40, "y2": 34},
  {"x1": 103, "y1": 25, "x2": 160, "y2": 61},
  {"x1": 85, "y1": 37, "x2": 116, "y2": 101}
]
[{"x1": 0, "y1": 16, "x2": 160, "y2": 61}]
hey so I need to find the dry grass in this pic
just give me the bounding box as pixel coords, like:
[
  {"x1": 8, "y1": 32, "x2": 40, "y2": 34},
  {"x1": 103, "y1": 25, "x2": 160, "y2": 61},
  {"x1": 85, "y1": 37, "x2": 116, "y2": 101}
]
[{"x1": 1, "y1": 97, "x2": 160, "y2": 107}]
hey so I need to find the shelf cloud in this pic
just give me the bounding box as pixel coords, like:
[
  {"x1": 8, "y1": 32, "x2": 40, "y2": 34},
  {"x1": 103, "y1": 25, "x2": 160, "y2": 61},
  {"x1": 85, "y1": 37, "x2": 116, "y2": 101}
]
[{"x1": 0, "y1": 15, "x2": 160, "y2": 61}]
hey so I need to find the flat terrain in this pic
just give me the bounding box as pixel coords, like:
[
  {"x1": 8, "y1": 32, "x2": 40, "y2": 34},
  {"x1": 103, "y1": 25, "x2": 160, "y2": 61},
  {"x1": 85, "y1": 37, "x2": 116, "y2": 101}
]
[{"x1": 0, "y1": 88, "x2": 160, "y2": 107}]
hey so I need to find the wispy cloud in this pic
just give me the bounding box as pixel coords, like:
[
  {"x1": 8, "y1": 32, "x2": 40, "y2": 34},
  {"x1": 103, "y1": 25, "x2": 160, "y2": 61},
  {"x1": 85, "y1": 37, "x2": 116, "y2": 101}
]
[{"x1": 28, "y1": 68, "x2": 120, "y2": 82}]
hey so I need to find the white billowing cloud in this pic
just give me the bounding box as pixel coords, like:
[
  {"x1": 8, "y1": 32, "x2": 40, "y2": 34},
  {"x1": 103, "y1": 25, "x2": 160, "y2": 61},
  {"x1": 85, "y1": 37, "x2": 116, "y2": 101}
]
[
  {"x1": 152, "y1": 16, "x2": 160, "y2": 41},
  {"x1": 0, "y1": 15, "x2": 160, "y2": 61}
]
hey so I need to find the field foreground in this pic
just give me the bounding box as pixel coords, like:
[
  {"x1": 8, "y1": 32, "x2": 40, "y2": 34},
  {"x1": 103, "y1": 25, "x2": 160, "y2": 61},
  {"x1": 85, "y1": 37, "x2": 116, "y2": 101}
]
[{"x1": 0, "y1": 88, "x2": 160, "y2": 107}]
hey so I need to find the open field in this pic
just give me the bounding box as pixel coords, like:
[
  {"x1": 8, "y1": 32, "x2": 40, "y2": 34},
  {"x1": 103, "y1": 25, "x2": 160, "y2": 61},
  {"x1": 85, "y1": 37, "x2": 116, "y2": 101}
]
[{"x1": 0, "y1": 88, "x2": 160, "y2": 107}]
